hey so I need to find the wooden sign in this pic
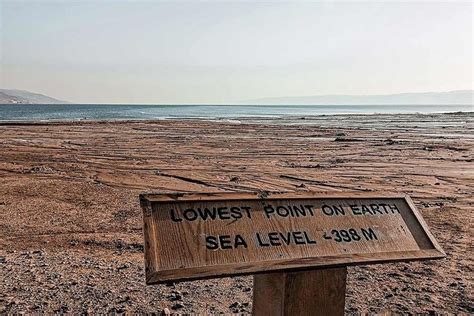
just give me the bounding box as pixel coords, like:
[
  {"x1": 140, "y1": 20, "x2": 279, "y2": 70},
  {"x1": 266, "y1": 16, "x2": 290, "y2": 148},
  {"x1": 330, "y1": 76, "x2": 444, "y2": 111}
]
[{"x1": 140, "y1": 192, "x2": 445, "y2": 284}]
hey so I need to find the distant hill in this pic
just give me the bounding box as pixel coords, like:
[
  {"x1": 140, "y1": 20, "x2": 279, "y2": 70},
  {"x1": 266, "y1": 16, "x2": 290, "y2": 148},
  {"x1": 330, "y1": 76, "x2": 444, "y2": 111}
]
[
  {"x1": 243, "y1": 90, "x2": 474, "y2": 105},
  {"x1": 2, "y1": 88, "x2": 472, "y2": 106},
  {"x1": 0, "y1": 89, "x2": 67, "y2": 104}
]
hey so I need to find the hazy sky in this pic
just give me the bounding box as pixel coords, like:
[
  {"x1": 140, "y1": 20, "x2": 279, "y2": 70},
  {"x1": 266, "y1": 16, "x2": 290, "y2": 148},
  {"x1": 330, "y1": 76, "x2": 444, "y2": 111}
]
[{"x1": 1, "y1": 0, "x2": 473, "y2": 104}]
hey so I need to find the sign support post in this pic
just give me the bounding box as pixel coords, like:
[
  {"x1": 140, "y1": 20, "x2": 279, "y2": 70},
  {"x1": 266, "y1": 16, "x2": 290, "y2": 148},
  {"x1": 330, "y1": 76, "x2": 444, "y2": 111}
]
[{"x1": 253, "y1": 267, "x2": 347, "y2": 316}]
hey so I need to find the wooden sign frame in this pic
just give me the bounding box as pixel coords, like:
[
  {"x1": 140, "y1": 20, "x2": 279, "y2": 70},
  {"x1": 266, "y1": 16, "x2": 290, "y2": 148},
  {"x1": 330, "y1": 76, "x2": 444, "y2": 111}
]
[{"x1": 140, "y1": 191, "x2": 445, "y2": 285}]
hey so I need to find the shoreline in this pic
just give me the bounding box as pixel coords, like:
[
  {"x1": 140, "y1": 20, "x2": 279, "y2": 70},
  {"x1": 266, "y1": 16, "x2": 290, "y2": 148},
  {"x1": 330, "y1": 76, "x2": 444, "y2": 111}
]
[
  {"x1": 1, "y1": 103, "x2": 472, "y2": 123},
  {"x1": 0, "y1": 110, "x2": 472, "y2": 126}
]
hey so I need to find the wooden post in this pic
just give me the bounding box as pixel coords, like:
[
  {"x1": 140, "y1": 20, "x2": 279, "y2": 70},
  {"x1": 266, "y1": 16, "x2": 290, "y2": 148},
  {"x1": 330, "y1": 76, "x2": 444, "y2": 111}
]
[{"x1": 252, "y1": 267, "x2": 347, "y2": 316}]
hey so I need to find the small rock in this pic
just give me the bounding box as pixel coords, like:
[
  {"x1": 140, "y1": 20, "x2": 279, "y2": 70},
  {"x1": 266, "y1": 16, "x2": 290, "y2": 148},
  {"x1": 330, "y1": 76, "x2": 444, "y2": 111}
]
[
  {"x1": 171, "y1": 303, "x2": 184, "y2": 310},
  {"x1": 117, "y1": 264, "x2": 129, "y2": 270},
  {"x1": 118, "y1": 296, "x2": 131, "y2": 304},
  {"x1": 168, "y1": 291, "x2": 182, "y2": 301}
]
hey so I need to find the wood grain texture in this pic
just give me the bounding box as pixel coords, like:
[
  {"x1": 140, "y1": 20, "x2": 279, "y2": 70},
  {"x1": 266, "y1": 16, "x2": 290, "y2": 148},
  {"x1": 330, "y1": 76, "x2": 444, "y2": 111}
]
[
  {"x1": 141, "y1": 192, "x2": 445, "y2": 284},
  {"x1": 253, "y1": 267, "x2": 347, "y2": 316},
  {"x1": 141, "y1": 191, "x2": 406, "y2": 203}
]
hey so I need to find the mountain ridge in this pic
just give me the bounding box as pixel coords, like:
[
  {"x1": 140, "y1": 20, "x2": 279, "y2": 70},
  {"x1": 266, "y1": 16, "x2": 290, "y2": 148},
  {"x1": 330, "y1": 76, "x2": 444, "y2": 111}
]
[
  {"x1": 1, "y1": 88, "x2": 473, "y2": 105},
  {"x1": 242, "y1": 90, "x2": 474, "y2": 105},
  {"x1": 0, "y1": 89, "x2": 68, "y2": 104}
]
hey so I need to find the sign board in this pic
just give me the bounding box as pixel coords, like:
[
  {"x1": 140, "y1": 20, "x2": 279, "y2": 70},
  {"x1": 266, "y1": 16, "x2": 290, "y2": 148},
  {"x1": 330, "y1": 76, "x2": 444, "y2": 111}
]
[{"x1": 140, "y1": 192, "x2": 445, "y2": 284}]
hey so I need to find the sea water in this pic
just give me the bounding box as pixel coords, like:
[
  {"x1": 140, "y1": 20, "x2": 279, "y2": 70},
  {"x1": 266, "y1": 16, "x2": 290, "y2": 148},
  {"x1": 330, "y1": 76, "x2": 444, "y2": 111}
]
[{"x1": 0, "y1": 104, "x2": 472, "y2": 122}]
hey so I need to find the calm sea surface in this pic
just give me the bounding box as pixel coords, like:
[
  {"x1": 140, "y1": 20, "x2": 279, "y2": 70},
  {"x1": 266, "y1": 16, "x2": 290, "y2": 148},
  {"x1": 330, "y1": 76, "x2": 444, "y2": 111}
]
[{"x1": 0, "y1": 104, "x2": 472, "y2": 122}]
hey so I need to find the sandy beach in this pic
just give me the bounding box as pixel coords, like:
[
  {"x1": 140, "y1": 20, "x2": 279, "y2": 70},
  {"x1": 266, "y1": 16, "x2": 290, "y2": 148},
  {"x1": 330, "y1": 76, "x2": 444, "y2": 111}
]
[{"x1": 0, "y1": 112, "x2": 472, "y2": 314}]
